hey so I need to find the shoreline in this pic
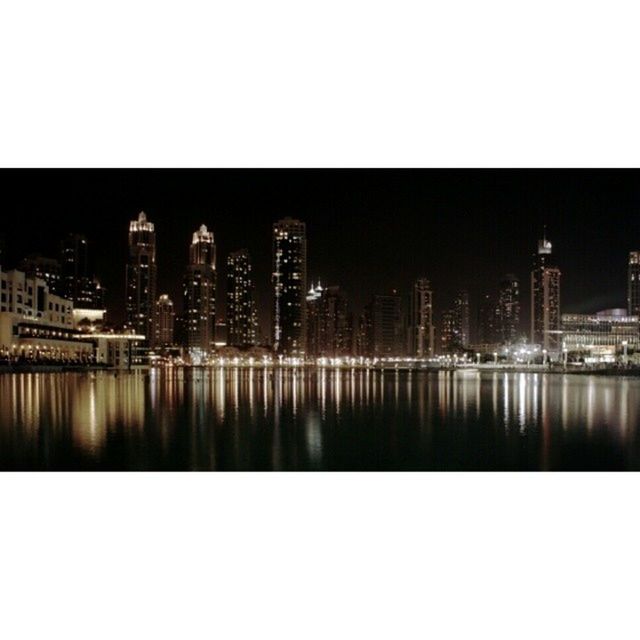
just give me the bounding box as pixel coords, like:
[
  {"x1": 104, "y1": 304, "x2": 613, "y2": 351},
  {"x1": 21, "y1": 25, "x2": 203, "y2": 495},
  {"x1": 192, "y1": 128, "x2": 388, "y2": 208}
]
[{"x1": 1, "y1": 364, "x2": 640, "y2": 377}]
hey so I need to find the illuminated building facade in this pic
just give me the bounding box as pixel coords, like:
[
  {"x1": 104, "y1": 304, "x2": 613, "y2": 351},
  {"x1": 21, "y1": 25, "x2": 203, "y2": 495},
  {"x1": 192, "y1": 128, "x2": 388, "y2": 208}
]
[
  {"x1": 408, "y1": 277, "x2": 434, "y2": 357},
  {"x1": 497, "y1": 274, "x2": 520, "y2": 344},
  {"x1": 183, "y1": 224, "x2": 216, "y2": 352},
  {"x1": 453, "y1": 289, "x2": 470, "y2": 347},
  {"x1": 125, "y1": 212, "x2": 157, "y2": 344},
  {"x1": 440, "y1": 308, "x2": 459, "y2": 353},
  {"x1": 628, "y1": 251, "x2": 640, "y2": 316},
  {"x1": 272, "y1": 217, "x2": 307, "y2": 355},
  {"x1": 226, "y1": 249, "x2": 257, "y2": 347},
  {"x1": 561, "y1": 309, "x2": 640, "y2": 361},
  {"x1": 155, "y1": 294, "x2": 175, "y2": 347},
  {"x1": 19, "y1": 254, "x2": 62, "y2": 295},
  {"x1": 306, "y1": 283, "x2": 351, "y2": 358},
  {"x1": 0, "y1": 267, "x2": 92, "y2": 361},
  {"x1": 531, "y1": 235, "x2": 561, "y2": 352}
]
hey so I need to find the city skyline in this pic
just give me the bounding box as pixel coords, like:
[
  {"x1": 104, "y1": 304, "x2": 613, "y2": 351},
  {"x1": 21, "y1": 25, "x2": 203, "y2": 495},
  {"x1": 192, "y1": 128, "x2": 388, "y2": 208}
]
[{"x1": 1, "y1": 170, "x2": 640, "y2": 345}]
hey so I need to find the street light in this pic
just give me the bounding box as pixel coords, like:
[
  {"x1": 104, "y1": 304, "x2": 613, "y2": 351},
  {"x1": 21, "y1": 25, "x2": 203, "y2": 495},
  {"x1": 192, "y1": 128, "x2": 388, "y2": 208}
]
[
  {"x1": 563, "y1": 348, "x2": 568, "y2": 368},
  {"x1": 622, "y1": 340, "x2": 629, "y2": 364},
  {"x1": 542, "y1": 348, "x2": 547, "y2": 366},
  {"x1": 476, "y1": 352, "x2": 481, "y2": 365},
  {"x1": 493, "y1": 351, "x2": 498, "y2": 365}
]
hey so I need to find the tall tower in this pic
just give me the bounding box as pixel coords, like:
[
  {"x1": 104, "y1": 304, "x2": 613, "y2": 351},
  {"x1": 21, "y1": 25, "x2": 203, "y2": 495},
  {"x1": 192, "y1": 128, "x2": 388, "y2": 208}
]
[
  {"x1": 497, "y1": 274, "x2": 520, "y2": 344},
  {"x1": 453, "y1": 289, "x2": 470, "y2": 347},
  {"x1": 183, "y1": 224, "x2": 216, "y2": 352},
  {"x1": 226, "y1": 249, "x2": 257, "y2": 347},
  {"x1": 155, "y1": 294, "x2": 175, "y2": 347},
  {"x1": 125, "y1": 212, "x2": 157, "y2": 342},
  {"x1": 408, "y1": 277, "x2": 434, "y2": 357},
  {"x1": 628, "y1": 251, "x2": 640, "y2": 316},
  {"x1": 272, "y1": 217, "x2": 307, "y2": 356},
  {"x1": 367, "y1": 292, "x2": 405, "y2": 357},
  {"x1": 531, "y1": 233, "x2": 561, "y2": 352}
]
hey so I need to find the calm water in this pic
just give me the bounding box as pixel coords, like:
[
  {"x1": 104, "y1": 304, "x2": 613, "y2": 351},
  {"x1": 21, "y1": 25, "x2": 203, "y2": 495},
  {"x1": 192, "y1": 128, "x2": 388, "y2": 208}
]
[{"x1": 0, "y1": 368, "x2": 639, "y2": 470}]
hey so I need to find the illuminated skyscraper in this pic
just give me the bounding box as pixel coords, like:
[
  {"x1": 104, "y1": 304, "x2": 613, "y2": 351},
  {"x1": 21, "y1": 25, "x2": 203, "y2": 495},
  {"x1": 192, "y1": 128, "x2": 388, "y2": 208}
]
[
  {"x1": 440, "y1": 309, "x2": 458, "y2": 354},
  {"x1": 408, "y1": 277, "x2": 434, "y2": 357},
  {"x1": 125, "y1": 212, "x2": 157, "y2": 343},
  {"x1": 226, "y1": 249, "x2": 257, "y2": 347},
  {"x1": 497, "y1": 274, "x2": 520, "y2": 344},
  {"x1": 477, "y1": 293, "x2": 498, "y2": 345},
  {"x1": 453, "y1": 289, "x2": 470, "y2": 347},
  {"x1": 531, "y1": 234, "x2": 561, "y2": 351},
  {"x1": 627, "y1": 251, "x2": 640, "y2": 316},
  {"x1": 272, "y1": 217, "x2": 307, "y2": 355},
  {"x1": 155, "y1": 294, "x2": 175, "y2": 347},
  {"x1": 183, "y1": 224, "x2": 216, "y2": 352},
  {"x1": 306, "y1": 283, "x2": 351, "y2": 358}
]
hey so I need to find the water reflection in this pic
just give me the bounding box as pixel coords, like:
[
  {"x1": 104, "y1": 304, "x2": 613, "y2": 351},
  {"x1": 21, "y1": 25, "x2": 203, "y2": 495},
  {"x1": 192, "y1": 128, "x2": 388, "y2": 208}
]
[{"x1": 0, "y1": 369, "x2": 639, "y2": 470}]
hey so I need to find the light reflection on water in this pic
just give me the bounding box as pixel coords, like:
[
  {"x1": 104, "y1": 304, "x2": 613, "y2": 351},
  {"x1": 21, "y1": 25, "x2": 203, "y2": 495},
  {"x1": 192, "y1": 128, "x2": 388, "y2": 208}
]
[{"x1": 0, "y1": 369, "x2": 639, "y2": 470}]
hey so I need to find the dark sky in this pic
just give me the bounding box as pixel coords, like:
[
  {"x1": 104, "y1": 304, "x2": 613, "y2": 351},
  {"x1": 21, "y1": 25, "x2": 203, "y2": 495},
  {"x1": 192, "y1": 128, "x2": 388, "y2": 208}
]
[{"x1": 1, "y1": 169, "x2": 638, "y2": 337}]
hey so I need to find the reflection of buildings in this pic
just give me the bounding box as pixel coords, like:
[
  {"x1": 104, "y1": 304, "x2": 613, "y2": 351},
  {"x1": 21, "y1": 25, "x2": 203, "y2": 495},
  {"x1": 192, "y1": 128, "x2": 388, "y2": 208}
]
[
  {"x1": 531, "y1": 234, "x2": 561, "y2": 352},
  {"x1": 272, "y1": 217, "x2": 307, "y2": 356},
  {"x1": 125, "y1": 212, "x2": 157, "y2": 344},
  {"x1": 184, "y1": 225, "x2": 216, "y2": 352},
  {"x1": 226, "y1": 249, "x2": 257, "y2": 347},
  {"x1": 306, "y1": 283, "x2": 352, "y2": 358},
  {"x1": 0, "y1": 268, "x2": 93, "y2": 361},
  {"x1": 497, "y1": 274, "x2": 520, "y2": 344},
  {"x1": 561, "y1": 309, "x2": 640, "y2": 361},
  {"x1": 155, "y1": 294, "x2": 175, "y2": 347},
  {"x1": 628, "y1": 251, "x2": 640, "y2": 316},
  {"x1": 408, "y1": 278, "x2": 434, "y2": 357}
]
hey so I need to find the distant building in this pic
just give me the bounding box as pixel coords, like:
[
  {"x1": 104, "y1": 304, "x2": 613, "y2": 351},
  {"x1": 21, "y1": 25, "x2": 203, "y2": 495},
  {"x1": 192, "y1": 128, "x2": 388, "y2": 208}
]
[
  {"x1": 226, "y1": 249, "x2": 257, "y2": 347},
  {"x1": 453, "y1": 289, "x2": 470, "y2": 347},
  {"x1": 628, "y1": 251, "x2": 640, "y2": 316},
  {"x1": 365, "y1": 292, "x2": 405, "y2": 358},
  {"x1": 562, "y1": 309, "x2": 640, "y2": 361},
  {"x1": 155, "y1": 294, "x2": 175, "y2": 347},
  {"x1": 408, "y1": 277, "x2": 434, "y2": 357},
  {"x1": 0, "y1": 267, "x2": 93, "y2": 361},
  {"x1": 60, "y1": 233, "x2": 104, "y2": 310},
  {"x1": 497, "y1": 274, "x2": 520, "y2": 344},
  {"x1": 183, "y1": 224, "x2": 216, "y2": 352},
  {"x1": 125, "y1": 212, "x2": 157, "y2": 344},
  {"x1": 306, "y1": 283, "x2": 351, "y2": 358},
  {"x1": 477, "y1": 292, "x2": 498, "y2": 345},
  {"x1": 19, "y1": 254, "x2": 62, "y2": 295},
  {"x1": 531, "y1": 234, "x2": 561, "y2": 352},
  {"x1": 440, "y1": 308, "x2": 458, "y2": 353},
  {"x1": 272, "y1": 217, "x2": 307, "y2": 356}
]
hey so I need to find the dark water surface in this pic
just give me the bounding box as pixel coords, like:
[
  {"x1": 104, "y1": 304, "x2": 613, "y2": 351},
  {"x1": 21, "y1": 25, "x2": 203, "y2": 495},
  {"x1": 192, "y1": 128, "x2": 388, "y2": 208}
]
[{"x1": 1, "y1": 369, "x2": 639, "y2": 470}]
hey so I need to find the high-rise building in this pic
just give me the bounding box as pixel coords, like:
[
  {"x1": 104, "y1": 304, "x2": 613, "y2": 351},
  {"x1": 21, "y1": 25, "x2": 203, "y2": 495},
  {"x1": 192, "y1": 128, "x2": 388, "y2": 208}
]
[
  {"x1": 306, "y1": 283, "x2": 351, "y2": 358},
  {"x1": 226, "y1": 249, "x2": 257, "y2": 348},
  {"x1": 497, "y1": 274, "x2": 520, "y2": 344},
  {"x1": 477, "y1": 293, "x2": 498, "y2": 345},
  {"x1": 125, "y1": 212, "x2": 157, "y2": 343},
  {"x1": 60, "y1": 233, "x2": 104, "y2": 310},
  {"x1": 453, "y1": 289, "x2": 470, "y2": 347},
  {"x1": 19, "y1": 254, "x2": 62, "y2": 295},
  {"x1": 408, "y1": 277, "x2": 434, "y2": 357},
  {"x1": 531, "y1": 234, "x2": 561, "y2": 352},
  {"x1": 365, "y1": 292, "x2": 405, "y2": 357},
  {"x1": 155, "y1": 294, "x2": 175, "y2": 347},
  {"x1": 183, "y1": 224, "x2": 216, "y2": 352},
  {"x1": 627, "y1": 251, "x2": 640, "y2": 316},
  {"x1": 440, "y1": 309, "x2": 458, "y2": 353},
  {"x1": 272, "y1": 217, "x2": 307, "y2": 356}
]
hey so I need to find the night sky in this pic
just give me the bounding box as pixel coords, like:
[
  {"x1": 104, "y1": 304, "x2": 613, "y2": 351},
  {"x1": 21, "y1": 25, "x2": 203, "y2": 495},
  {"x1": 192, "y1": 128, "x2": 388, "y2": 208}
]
[{"x1": 1, "y1": 169, "x2": 638, "y2": 337}]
